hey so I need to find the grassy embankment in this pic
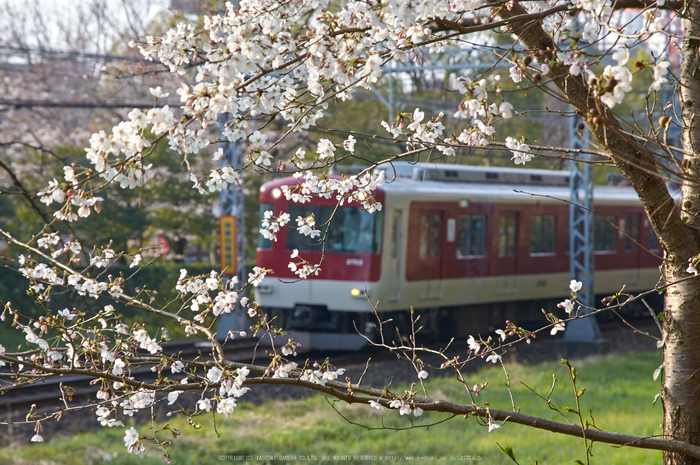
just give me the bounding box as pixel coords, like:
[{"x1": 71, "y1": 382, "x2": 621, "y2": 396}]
[{"x1": 1, "y1": 350, "x2": 663, "y2": 465}]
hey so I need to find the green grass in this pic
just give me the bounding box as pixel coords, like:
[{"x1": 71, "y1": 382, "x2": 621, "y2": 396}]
[{"x1": 1, "y1": 351, "x2": 664, "y2": 465}]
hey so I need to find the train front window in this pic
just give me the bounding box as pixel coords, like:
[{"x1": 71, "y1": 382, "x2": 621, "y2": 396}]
[{"x1": 286, "y1": 205, "x2": 382, "y2": 254}]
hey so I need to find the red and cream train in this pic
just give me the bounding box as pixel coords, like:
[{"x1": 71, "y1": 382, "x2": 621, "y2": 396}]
[{"x1": 254, "y1": 163, "x2": 661, "y2": 350}]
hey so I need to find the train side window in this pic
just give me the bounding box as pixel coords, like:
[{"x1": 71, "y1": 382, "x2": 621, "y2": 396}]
[
  {"x1": 258, "y1": 203, "x2": 273, "y2": 250},
  {"x1": 498, "y1": 214, "x2": 517, "y2": 257},
  {"x1": 649, "y1": 228, "x2": 661, "y2": 252},
  {"x1": 530, "y1": 215, "x2": 555, "y2": 254},
  {"x1": 594, "y1": 216, "x2": 616, "y2": 252},
  {"x1": 456, "y1": 215, "x2": 486, "y2": 257},
  {"x1": 419, "y1": 214, "x2": 442, "y2": 258},
  {"x1": 624, "y1": 215, "x2": 640, "y2": 251}
]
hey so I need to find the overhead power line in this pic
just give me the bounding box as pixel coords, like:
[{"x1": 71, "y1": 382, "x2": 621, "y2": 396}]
[
  {"x1": 0, "y1": 99, "x2": 174, "y2": 109},
  {"x1": 0, "y1": 46, "x2": 152, "y2": 63}
]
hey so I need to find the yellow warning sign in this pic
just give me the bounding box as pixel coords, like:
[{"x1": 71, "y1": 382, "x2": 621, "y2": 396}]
[{"x1": 219, "y1": 215, "x2": 236, "y2": 276}]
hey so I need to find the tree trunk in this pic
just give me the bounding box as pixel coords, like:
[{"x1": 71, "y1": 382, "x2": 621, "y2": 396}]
[
  {"x1": 663, "y1": 5, "x2": 700, "y2": 464},
  {"x1": 488, "y1": 2, "x2": 700, "y2": 462}
]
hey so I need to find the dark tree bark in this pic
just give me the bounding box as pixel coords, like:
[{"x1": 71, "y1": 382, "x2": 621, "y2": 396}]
[{"x1": 485, "y1": 2, "x2": 700, "y2": 463}]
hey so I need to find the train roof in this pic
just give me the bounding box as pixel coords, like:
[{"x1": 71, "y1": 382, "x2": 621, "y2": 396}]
[{"x1": 377, "y1": 162, "x2": 644, "y2": 206}]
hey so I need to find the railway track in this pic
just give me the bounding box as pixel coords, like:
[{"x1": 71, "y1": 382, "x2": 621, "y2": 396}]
[
  {"x1": 0, "y1": 337, "x2": 263, "y2": 411},
  {"x1": 0, "y1": 318, "x2": 660, "y2": 412}
]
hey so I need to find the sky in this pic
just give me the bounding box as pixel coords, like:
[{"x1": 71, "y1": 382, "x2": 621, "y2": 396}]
[{"x1": 0, "y1": 0, "x2": 171, "y2": 54}]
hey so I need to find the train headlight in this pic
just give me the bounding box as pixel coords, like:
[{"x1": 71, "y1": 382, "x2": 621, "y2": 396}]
[
  {"x1": 271, "y1": 188, "x2": 282, "y2": 199},
  {"x1": 351, "y1": 288, "x2": 369, "y2": 298}
]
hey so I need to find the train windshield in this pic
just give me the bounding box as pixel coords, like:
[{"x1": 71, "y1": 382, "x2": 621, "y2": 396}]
[{"x1": 286, "y1": 205, "x2": 382, "y2": 254}]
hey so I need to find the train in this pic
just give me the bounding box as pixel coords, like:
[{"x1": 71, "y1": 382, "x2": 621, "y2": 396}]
[{"x1": 254, "y1": 162, "x2": 661, "y2": 350}]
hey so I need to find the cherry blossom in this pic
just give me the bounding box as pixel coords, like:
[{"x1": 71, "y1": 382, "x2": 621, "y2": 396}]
[
  {"x1": 369, "y1": 400, "x2": 384, "y2": 410},
  {"x1": 467, "y1": 336, "x2": 481, "y2": 354},
  {"x1": 558, "y1": 299, "x2": 575, "y2": 315},
  {"x1": 550, "y1": 320, "x2": 566, "y2": 335},
  {"x1": 124, "y1": 427, "x2": 144, "y2": 454},
  {"x1": 650, "y1": 61, "x2": 671, "y2": 92},
  {"x1": 247, "y1": 267, "x2": 268, "y2": 287},
  {"x1": 570, "y1": 280, "x2": 583, "y2": 293},
  {"x1": 197, "y1": 398, "x2": 212, "y2": 412},
  {"x1": 207, "y1": 366, "x2": 223, "y2": 384}
]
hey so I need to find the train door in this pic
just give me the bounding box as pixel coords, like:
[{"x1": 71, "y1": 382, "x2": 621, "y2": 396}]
[
  {"x1": 494, "y1": 211, "x2": 519, "y2": 294},
  {"x1": 387, "y1": 208, "x2": 403, "y2": 302},
  {"x1": 621, "y1": 212, "x2": 641, "y2": 285},
  {"x1": 417, "y1": 209, "x2": 444, "y2": 299}
]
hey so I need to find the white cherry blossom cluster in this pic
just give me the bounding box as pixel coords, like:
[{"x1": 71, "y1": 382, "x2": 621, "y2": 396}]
[
  {"x1": 90, "y1": 248, "x2": 116, "y2": 268},
  {"x1": 197, "y1": 366, "x2": 251, "y2": 418},
  {"x1": 53, "y1": 240, "x2": 83, "y2": 261},
  {"x1": 272, "y1": 360, "x2": 298, "y2": 378},
  {"x1": 218, "y1": 366, "x2": 251, "y2": 399},
  {"x1": 132, "y1": 22, "x2": 197, "y2": 74},
  {"x1": 211, "y1": 288, "x2": 240, "y2": 317},
  {"x1": 380, "y1": 109, "x2": 448, "y2": 148},
  {"x1": 200, "y1": 165, "x2": 241, "y2": 193},
  {"x1": 247, "y1": 266, "x2": 268, "y2": 287},
  {"x1": 37, "y1": 232, "x2": 61, "y2": 250},
  {"x1": 73, "y1": 276, "x2": 112, "y2": 299},
  {"x1": 260, "y1": 210, "x2": 291, "y2": 242},
  {"x1": 133, "y1": 329, "x2": 162, "y2": 355},
  {"x1": 296, "y1": 214, "x2": 321, "y2": 239},
  {"x1": 299, "y1": 366, "x2": 346, "y2": 386},
  {"x1": 596, "y1": 48, "x2": 633, "y2": 109},
  {"x1": 42, "y1": 105, "x2": 175, "y2": 224},
  {"x1": 96, "y1": 407, "x2": 124, "y2": 428},
  {"x1": 558, "y1": 280, "x2": 583, "y2": 315},
  {"x1": 388, "y1": 398, "x2": 423, "y2": 417},
  {"x1": 174, "y1": 269, "x2": 240, "y2": 318},
  {"x1": 505, "y1": 137, "x2": 533, "y2": 165},
  {"x1": 288, "y1": 249, "x2": 321, "y2": 279},
  {"x1": 113, "y1": 0, "x2": 510, "y2": 186},
  {"x1": 120, "y1": 388, "x2": 156, "y2": 417},
  {"x1": 405, "y1": 109, "x2": 446, "y2": 146},
  {"x1": 38, "y1": 180, "x2": 104, "y2": 222},
  {"x1": 450, "y1": 75, "x2": 512, "y2": 121},
  {"x1": 19, "y1": 262, "x2": 63, "y2": 288}
]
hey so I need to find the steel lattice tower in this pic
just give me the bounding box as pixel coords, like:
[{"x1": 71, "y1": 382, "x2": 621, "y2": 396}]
[{"x1": 564, "y1": 118, "x2": 601, "y2": 341}]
